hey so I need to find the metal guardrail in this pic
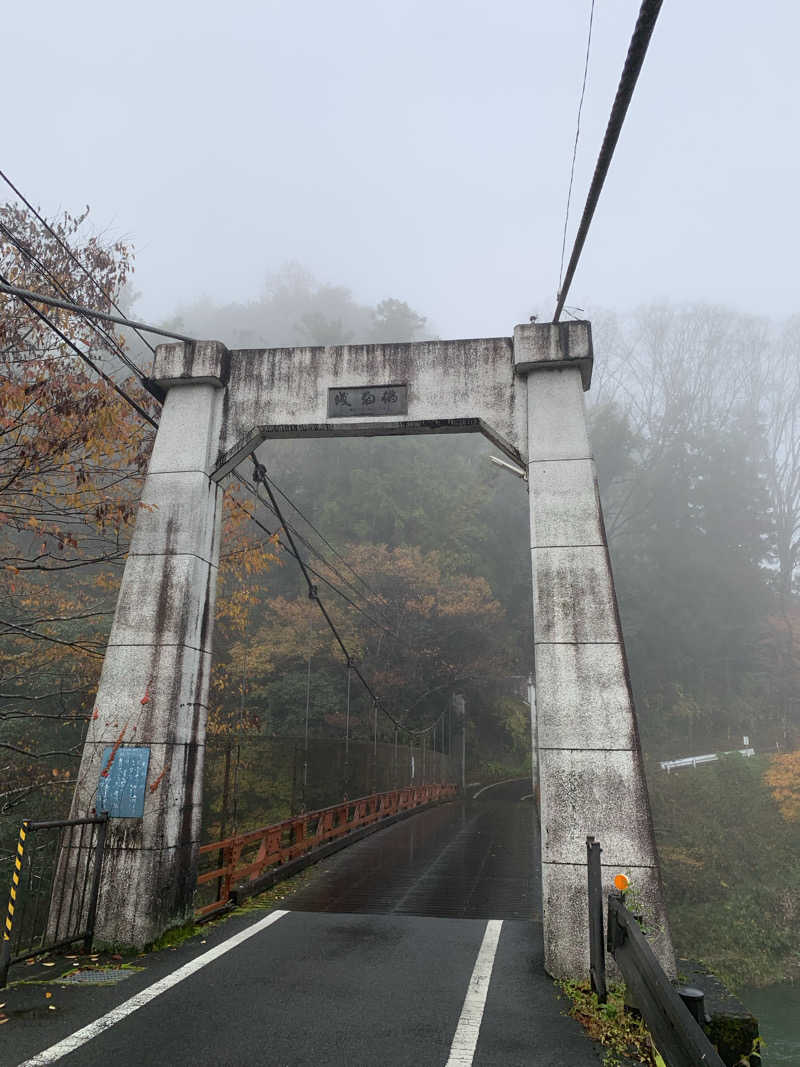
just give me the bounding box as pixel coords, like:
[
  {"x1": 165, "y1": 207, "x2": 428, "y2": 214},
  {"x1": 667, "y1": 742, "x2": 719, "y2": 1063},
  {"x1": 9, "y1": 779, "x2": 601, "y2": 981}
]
[
  {"x1": 1, "y1": 815, "x2": 108, "y2": 988},
  {"x1": 659, "y1": 748, "x2": 755, "y2": 773},
  {"x1": 196, "y1": 783, "x2": 458, "y2": 918},
  {"x1": 586, "y1": 836, "x2": 725, "y2": 1067}
]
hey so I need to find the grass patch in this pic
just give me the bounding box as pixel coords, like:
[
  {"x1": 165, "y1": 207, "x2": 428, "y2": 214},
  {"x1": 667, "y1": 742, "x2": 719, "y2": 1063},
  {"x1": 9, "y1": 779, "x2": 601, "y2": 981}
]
[{"x1": 557, "y1": 980, "x2": 663, "y2": 1066}]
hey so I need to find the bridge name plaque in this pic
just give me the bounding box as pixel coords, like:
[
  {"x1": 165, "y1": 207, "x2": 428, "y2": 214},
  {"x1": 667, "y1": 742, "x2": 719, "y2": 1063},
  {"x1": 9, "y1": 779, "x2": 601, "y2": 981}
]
[{"x1": 327, "y1": 384, "x2": 408, "y2": 418}]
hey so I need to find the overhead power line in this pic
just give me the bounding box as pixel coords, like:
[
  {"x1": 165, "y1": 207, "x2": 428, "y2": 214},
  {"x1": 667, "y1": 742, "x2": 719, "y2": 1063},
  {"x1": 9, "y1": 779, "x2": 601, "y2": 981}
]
[
  {"x1": 0, "y1": 219, "x2": 146, "y2": 382},
  {"x1": 554, "y1": 0, "x2": 664, "y2": 322},
  {"x1": 0, "y1": 280, "x2": 195, "y2": 343},
  {"x1": 558, "y1": 0, "x2": 597, "y2": 296},
  {"x1": 0, "y1": 167, "x2": 158, "y2": 356},
  {"x1": 3, "y1": 179, "x2": 455, "y2": 743},
  {"x1": 233, "y1": 473, "x2": 435, "y2": 656},
  {"x1": 0, "y1": 271, "x2": 159, "y2": 428}
]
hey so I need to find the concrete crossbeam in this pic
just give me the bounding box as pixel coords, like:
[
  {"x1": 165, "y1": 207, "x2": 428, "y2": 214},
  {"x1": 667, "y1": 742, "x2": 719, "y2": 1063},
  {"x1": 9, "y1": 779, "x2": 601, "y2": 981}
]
[{"x1": 208, "y1": 336, "x2": 528, "y2": 476}]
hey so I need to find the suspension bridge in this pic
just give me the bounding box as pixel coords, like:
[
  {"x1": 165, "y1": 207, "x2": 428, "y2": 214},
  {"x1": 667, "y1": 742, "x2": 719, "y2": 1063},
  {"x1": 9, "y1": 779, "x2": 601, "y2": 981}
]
[{"x1": 1, "y1": 2, "x2": 761, "y2": 1061}]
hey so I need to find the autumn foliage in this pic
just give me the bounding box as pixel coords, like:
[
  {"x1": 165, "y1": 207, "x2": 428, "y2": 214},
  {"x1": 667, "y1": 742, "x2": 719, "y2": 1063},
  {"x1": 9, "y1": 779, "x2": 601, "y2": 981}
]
[{"x1": 765, "y1": 749, "x2": 800, "y2": 822}]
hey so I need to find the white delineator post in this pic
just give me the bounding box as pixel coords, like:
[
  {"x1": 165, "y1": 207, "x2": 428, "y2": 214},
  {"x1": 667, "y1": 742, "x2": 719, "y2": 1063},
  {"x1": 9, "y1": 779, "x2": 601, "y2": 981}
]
[
  {"x1": 61, "y1": 342, "x2": 227, "y2": 948},
  {"x1": 515, "y1": 322, "x2": 675, "y2": 980}
]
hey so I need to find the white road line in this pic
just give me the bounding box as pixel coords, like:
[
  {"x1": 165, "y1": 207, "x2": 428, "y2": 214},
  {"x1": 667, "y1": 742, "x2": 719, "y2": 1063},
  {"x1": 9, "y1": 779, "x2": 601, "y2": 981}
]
[
  {"x1": 472, "y1": 777, "x2": 529, "y2": 800},
  {"x1": 18, "y1": 910, "x2": 289, "y2": 1066},
  {"x1": 445, "y1": 919, "x2": 503, "y2": 1066}
]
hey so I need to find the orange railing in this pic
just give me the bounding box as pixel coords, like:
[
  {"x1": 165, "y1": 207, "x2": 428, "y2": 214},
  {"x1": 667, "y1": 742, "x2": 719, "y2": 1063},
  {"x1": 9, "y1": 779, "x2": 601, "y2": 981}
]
[{"x1": 195, "y1": 782, "x2": 458, "y2": 918}]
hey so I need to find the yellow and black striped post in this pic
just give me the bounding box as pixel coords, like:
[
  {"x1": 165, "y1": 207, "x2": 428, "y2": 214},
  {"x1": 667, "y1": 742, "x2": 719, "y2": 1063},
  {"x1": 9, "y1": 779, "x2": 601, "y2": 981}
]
[{"x1": 0, "y1": 820, "x2": 27, "y2": 987}]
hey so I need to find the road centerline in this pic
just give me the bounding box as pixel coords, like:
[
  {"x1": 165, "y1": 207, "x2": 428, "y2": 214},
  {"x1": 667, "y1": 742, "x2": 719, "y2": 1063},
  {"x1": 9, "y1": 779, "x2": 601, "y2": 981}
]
[{"x1": 445, "y1": 918, "x2": 504, "y2": 1066}]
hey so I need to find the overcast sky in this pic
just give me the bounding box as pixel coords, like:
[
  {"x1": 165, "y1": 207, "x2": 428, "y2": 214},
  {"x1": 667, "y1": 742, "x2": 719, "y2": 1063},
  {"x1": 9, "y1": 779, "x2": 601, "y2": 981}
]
[{"x1": 4, "y1": 1, "x2": 799, "y2": 340}]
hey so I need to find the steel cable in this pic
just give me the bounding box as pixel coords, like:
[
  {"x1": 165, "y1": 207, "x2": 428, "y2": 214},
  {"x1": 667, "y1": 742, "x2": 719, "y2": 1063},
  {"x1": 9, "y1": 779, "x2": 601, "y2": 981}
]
[{"x1": 554, "y1": 0, "x2": 664, "y2": 321}]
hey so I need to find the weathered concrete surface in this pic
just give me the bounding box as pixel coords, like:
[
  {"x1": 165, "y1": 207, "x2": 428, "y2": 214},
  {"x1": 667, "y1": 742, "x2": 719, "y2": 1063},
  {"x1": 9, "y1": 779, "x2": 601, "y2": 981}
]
[
  {"x1": 58, "y1": 375, "x2": 224, "y2": 949},
  {"x1": 153, "y1": 336, "x2": 528, "y2": 477},
  {"x1": 516, "y1": 321, "x2": 675, "y2": 980}
]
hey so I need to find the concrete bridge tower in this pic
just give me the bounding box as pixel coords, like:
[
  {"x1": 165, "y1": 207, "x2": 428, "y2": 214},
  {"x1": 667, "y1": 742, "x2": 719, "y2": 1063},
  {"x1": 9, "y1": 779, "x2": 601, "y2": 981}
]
[{"x1": 58, "y1": 321, "x2": 674, "y2": 979}]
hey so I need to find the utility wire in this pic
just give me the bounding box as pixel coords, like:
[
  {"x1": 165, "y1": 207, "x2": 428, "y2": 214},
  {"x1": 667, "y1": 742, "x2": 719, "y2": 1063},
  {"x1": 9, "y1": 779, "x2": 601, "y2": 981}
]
[
  {"x1": 558, "y1": 0, "x2": 597, "y2": 295},
  {"x1": 0, "y1": 220, "x2": 146, "y2": 381},
  {"x1": 0, "y1": 618, "x2": 105, "y2": 658},
  {"x1": 554, "y1": 0, "x2": 664, "y2": 322},
  {"x1": 0, "y1": 272, "x2": 159, "y2": 428},
  {"x1": 0, "y1": 168, "x2": 158, "y2": 356},
  {"x1": 0, "y1": 280, "x2": 195, "y2": 344},
  {"x1": 2, "y1": 272, "x2": 402, "y2": 649},
  {"x1": 3, "y1": 184, "x2": 453, "y2": 745}
]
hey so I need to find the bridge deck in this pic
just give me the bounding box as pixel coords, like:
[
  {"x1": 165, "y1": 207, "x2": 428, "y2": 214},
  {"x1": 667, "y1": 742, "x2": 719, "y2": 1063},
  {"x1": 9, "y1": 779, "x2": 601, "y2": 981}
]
[{"x1": 5, "y1": 781, "x2": 602, "y2": 1065}]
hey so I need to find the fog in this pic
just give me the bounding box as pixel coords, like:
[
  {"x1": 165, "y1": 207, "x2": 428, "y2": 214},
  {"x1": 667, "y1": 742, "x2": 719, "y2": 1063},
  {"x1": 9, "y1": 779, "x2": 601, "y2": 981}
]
[
  {"x1": 3, "y1": 2, "x2": 800, "y2": 1057},
  {"x1": 4, "y1": 0, "x2": 800, "y2": 337}
]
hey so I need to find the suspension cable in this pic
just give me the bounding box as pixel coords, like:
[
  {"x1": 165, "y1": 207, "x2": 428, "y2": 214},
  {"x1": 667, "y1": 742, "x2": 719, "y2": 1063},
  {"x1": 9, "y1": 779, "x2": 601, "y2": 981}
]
[
  {"x1": 262, "y1": 471, "x2": 391, "y2": 609},
  {"x1": 554, "y1": 0, "x2": 664, "y2": 321},
  {"x1": 249, "y1": 458, "x2": 448, "y2": 739}
]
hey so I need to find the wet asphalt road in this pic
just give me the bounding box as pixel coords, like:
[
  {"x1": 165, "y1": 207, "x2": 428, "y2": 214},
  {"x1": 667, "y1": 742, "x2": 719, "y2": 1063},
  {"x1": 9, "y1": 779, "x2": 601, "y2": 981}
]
[
  {"x1": 4, "y1": 780, "x2": 602, "y2": 1066},
  {"x1": 288, "y1": 777, "x2": 541, "y2": 920}
]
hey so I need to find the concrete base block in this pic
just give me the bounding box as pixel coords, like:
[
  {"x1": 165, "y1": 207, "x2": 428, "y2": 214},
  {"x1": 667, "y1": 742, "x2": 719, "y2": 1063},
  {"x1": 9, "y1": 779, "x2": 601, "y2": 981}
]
[
  {"x1": 535, "y1": 643, "x2": 635, "y2": 750},
  {"x1": 539, "y1": 748, "x2": 656, "y2": 867},
  {"x1": 92, "y1": 841, "x2": 200, "y2": 949},
  {"x1": 542, "y1": 861, "x2": 675, "y2": 980}
]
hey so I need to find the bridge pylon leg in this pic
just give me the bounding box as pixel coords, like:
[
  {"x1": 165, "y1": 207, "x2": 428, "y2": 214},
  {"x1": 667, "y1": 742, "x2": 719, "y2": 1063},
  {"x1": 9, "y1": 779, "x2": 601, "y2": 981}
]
[
  {"x1": 54, "y1": 344, "x2": 228, "y2": 949},
  {"x1": 515, "y1": 323, "x2": 675, "y2": 981}
]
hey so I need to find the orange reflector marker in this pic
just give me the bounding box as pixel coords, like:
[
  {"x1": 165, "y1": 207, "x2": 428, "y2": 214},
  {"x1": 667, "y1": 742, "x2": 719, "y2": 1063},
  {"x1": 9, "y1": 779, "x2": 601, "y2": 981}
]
[{"x1": 613, "y1": 873, "x2": 630, "y2": 892}]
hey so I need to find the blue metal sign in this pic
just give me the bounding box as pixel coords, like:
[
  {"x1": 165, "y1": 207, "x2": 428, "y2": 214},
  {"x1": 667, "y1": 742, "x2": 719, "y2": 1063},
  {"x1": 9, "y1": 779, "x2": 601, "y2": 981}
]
[{"x1": 97, "y1": 746, "x2": 151, "y2": 818}]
